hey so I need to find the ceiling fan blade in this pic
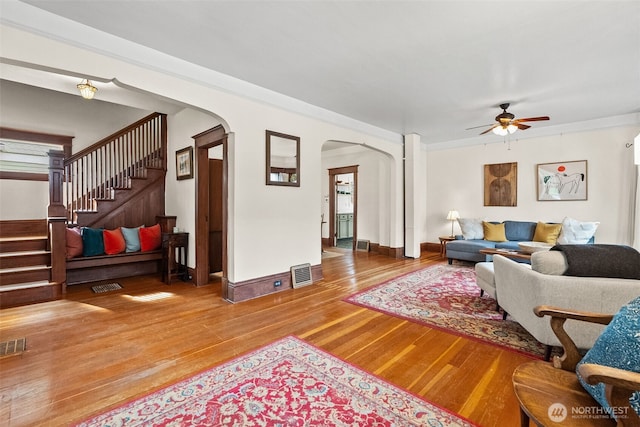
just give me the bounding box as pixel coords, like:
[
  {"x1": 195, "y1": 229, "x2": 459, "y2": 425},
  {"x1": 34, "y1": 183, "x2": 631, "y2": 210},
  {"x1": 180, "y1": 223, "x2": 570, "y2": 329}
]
[
  {"x1": 479, "y1": 124, "x2": 498, "y2": 135},
  {"x1": 466, "y1": 123, "x2": 493, "y2": 130},
  {"x1": 515, "y1": 123, "x2": 531, "y2": 130},
  {"x1": 515, "y1": 116, "x2": 550, "y2": 122}
]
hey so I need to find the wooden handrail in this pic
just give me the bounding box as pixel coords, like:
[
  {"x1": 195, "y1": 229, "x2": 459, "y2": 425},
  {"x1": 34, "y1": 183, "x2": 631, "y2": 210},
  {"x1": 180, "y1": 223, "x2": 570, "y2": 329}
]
[{"x1": 65, "y1": 113, "x2": 166, "y2": 164}]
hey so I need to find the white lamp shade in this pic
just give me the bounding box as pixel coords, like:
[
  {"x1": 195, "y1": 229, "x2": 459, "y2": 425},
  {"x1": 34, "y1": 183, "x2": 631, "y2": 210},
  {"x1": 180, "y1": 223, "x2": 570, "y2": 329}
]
[
  {"x1": 446, "y1": 210, "x2": 460, "y2": 220},
  {"x1": 635, "y1": 133, "x2": 639, "y2": 165}
]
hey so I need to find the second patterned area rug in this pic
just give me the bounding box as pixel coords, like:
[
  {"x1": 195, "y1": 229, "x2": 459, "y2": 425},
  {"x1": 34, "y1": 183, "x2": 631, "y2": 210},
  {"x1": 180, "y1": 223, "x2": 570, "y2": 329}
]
[
  {"x1": 76, "y1": 336, "x2": 475, "y2": 426},
  {"x1": 345, "y1": 264, "x2": 547, "y2": 358}
]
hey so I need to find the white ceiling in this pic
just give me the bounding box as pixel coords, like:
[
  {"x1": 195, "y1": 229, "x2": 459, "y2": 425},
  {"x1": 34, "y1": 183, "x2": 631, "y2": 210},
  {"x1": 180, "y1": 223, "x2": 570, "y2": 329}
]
[{"x1": 9, "y1": 1, "x2": 640, "y2": 147}]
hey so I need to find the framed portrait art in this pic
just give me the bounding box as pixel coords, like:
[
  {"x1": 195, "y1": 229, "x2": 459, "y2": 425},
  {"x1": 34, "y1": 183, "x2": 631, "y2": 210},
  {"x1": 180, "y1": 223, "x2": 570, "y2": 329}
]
[
  {"x1": 176, "y1": 146, "x2": 194, "y2": 180},
  {"x1": 537, "y1": 160, "x2": 587, "y2": 201}
]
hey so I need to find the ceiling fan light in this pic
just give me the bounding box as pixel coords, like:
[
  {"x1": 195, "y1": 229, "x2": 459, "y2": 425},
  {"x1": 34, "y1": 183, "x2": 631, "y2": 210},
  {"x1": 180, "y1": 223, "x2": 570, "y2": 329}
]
[
  {"x1": 492, "y1": 126, "x2": 509, "y2": 136},
  {"x1": 507, "y1": 124, "x2": 518, "y2": 134},
  {"x1": 77, "y1": 79, "x2": 97, "y2": 100}
]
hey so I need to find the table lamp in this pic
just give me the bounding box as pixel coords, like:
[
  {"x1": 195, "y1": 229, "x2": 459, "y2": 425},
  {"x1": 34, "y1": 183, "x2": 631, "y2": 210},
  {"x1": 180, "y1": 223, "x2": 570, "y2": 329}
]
[{"x1": 446, "y1": 210, "x2": 460, "y2": 237}]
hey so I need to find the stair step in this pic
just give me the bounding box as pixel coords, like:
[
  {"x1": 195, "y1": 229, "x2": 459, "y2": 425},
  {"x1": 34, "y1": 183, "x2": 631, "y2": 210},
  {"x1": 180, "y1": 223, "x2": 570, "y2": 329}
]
[
  {"x1": 0, "y1": 280, "x2": 51, "y2": 292},
  {"x1": 0, "y1": 266, "x2": 51, "y2": 286},
  {"x1": 0, "y1": 251, "x2": 51, "y2": 269},
  {"x1": 0, "y1": 237, "x2": 48, "y2": 253},
  {"x1": 0, "y1": 281, "x2": 63, "y2": 308}
]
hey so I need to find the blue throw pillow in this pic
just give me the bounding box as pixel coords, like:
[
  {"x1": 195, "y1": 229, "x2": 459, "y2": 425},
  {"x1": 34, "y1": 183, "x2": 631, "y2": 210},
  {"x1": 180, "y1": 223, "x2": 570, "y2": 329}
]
[
  {"x1": 576, "y1": 296, "x2": 640, "y2": 420},
  {"x1": 504, "y1": 220, "x2": 537, "y2": 241},
  {"x1": 121, "y1": 226, "x2": 142, "y2": 252},
  {"x1": 81, "y1": 227, "x2": 104, "y2": 257}
]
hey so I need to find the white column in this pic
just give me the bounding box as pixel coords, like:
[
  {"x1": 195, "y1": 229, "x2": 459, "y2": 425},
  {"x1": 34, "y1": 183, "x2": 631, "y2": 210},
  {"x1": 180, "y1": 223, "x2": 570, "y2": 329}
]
[
  {"x1": 404, "y1": 134, "x2": 421, "y2": 258},
  {"x1": 632, "y1": 134, "x2": 640, "y2": 250}
]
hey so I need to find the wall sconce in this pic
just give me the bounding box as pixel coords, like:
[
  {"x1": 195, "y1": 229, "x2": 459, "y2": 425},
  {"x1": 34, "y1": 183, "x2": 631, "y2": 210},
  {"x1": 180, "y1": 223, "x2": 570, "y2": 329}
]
[
  {"x1": 77, "y1": 79, "x2": 97, "y2": 100},
  {"x1": 446, "y1": 210, "x2": 460, "y2": 237}
]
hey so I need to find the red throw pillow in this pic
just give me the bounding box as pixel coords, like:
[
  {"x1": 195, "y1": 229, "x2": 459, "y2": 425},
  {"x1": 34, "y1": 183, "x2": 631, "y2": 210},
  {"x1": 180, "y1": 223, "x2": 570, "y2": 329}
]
[
  {"x1": 139, "y1": 224, "x2": 161, "y2": 251},
  {"x1": 103, "y1": 228, "x2": 126, "y2": 255},
  {"x1": 66, "y1": 227, "x2": 83, "y2": 259}
]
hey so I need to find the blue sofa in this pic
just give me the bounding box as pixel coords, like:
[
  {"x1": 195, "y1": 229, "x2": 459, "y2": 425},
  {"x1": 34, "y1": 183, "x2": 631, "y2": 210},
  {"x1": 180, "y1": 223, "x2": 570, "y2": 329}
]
[{"x1": 446, "y1": 220, "x2": 554, "y2": 264}]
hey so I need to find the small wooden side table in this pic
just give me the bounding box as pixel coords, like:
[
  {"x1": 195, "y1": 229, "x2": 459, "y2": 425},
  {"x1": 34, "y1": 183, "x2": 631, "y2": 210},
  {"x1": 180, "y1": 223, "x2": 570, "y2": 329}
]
[
  {"x1": 439, "y1": 236, "x2": 455, "y2": 258},
  {"x1": 161, "y1": 232, "x2": 189, "y2": 284}
]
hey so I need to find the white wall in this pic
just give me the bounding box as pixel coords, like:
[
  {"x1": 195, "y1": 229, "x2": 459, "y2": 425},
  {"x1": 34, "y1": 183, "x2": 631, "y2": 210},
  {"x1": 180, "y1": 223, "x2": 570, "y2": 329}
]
[
  {"x1": 0, "y1": 80, "x2": 151, "y2": 221},
  {"x1": 0, "y1": 180, "x2": 48, "y2": 219},
  {"x1": 165, "y1": 109, "x2": 223, "y2": 269},
  {"x1": 321, "y1": 144, "x2": 392, "y2": 247},
  {"x1": 424, "y1": 125, "x2": 640, "y2": 244},
  {"x1": 0, "y1": 24, "x2": 405, "y2": 285},
  {"x1": 0, "y1": 80, "x2": 150, "y2": 153}
]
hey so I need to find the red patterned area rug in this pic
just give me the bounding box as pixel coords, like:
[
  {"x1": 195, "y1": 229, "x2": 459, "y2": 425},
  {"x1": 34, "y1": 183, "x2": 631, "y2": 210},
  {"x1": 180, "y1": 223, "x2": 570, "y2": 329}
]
[
  {"x1": 76, "y1": 336, "x2": 475, "y2": 426},
  {"x1": 345, "y1": 264, "x2": 547, "y2": 358}
]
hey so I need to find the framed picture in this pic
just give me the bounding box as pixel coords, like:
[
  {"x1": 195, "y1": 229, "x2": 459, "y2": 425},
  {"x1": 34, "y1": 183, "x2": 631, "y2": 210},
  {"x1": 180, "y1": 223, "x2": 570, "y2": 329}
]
[
  {"x1": 484, "y1": 162, "x2": 517, "y2": 206},
  {"x1": 537, "y1": 160, "x2": 587, "y2": 201},
  {"x1": 176, "y1": 146, "x2": 193, "y2": 180}
]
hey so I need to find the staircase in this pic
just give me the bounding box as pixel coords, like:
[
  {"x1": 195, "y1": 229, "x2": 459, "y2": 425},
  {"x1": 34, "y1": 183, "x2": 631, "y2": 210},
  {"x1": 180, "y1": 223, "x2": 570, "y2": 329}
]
[
  {"x1": 0, "y1": 219, "x2": 63, "y2": 308},
  {"x1": 63, "y1": 113, "x2": 167, "y2": 229},
  {"x1": 1, "y1": 113, "x2": 168, "y2": 307}
]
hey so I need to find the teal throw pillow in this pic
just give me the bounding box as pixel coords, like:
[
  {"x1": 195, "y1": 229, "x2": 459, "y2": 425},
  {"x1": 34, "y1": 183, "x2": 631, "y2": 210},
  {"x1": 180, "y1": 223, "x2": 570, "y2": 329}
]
[
  {"x1": 81, "y1": 227, "x2": 105, "y2": 257},
  {"x1": 121, "y1": 226, "x2": 142, "y2": 252},
  {"x1": 576, "y1": 295, "x2": 640, "y2": 420}
]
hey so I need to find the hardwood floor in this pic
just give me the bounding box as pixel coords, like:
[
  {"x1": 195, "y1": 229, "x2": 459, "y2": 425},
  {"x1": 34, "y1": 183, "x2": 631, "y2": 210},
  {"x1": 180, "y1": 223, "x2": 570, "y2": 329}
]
[{"x1": 0, "y1": 249, "x2": 532, "y2": 426}]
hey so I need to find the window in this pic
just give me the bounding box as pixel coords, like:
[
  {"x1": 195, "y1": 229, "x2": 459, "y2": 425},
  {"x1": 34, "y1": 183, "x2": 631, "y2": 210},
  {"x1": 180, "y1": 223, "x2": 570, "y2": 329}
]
[{"x1": 0, "y1": 128, "x2": 72, "y2": 181}]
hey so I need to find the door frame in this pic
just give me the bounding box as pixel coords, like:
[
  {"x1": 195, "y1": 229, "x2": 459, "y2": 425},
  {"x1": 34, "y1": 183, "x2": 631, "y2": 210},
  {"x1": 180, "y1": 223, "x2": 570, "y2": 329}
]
[
  {"x1": 193, "y1": 125, "x2": 228, "y2": 295},
  {"x1": 328, "y1": 165, "x2": 358, "y2": 249}
]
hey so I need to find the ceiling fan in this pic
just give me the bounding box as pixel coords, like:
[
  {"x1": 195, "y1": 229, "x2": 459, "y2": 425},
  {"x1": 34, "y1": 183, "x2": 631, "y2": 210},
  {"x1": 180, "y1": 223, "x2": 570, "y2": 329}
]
[{"x1": 469, "y1": 103, "x2": 550, "y2": 136}]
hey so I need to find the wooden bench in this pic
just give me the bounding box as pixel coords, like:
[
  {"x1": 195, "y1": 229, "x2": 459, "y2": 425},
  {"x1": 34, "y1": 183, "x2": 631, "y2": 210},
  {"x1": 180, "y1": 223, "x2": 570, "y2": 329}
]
[
  {"x1": 66, "y1": 250, "x2": 162, "y2": 285},
  {"x1": 512, "y1": 306, "x2": 640, "y2": 427}
]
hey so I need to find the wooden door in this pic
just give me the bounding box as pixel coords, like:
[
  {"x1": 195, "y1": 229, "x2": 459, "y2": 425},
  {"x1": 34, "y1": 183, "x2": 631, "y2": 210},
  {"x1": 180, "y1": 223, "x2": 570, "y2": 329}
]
[{"x1": 209, "y1": 159, "x2": 223, "y2": 273}]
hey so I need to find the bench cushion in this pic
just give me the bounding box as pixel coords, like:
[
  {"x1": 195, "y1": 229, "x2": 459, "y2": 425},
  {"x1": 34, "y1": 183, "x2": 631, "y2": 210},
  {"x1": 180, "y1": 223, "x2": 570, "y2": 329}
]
[
  {"x1": 66, "y1": 227, "x2": 83, "y2": 259},
  {"x1": 82, "y1": 227, "x2": 104, "y2": 257},
  {"x1": 103, "y1": 228, "x2": 126, "y2": 255},
  {"x1": 140, "y1": 224, "x2": 162, "y2": 251},
  {"x1": 122, "y1": 226, "x2": 142, "y2": 252}
]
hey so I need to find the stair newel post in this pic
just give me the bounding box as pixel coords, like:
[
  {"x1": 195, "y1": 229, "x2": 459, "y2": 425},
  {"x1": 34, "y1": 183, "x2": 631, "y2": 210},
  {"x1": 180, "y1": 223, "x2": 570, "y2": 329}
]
[{"x1": 48, "y1": 150, "x2": 67, "y2": 292}]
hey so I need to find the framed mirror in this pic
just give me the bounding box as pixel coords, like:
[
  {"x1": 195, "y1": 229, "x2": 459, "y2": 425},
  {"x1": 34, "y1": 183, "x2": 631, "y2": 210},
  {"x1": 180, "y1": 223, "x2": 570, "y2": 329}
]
[{"x1": 266, "y1": 130, "x2": 300, "y2": 187}]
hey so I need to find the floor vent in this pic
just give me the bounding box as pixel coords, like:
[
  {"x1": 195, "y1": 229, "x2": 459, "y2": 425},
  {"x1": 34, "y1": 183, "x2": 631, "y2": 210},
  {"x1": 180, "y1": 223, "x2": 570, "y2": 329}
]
[
  {"x1": 1, "y1": 338, "x2": 26, "y2": 358},
  {"x1": 291, "y1": 263, "x2": 313, "y2": 288},
  {"x1": 356, "y1": 239, "x2": 370, "y2": 252},
  {"x1": 91, "y1": 282, "x2": 123, "y2": 293}
]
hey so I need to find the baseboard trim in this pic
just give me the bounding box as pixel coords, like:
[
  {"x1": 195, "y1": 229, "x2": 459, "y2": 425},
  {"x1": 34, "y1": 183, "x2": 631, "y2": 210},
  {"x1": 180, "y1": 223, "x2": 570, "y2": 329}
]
[{"x1": 226, "y1": 264, "x2": 323, "y2": 303}]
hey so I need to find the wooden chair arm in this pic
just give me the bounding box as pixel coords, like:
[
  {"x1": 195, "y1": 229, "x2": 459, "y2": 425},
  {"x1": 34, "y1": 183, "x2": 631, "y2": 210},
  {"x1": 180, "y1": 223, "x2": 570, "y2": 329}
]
[
  {"x1": 534, "y1": 305, "x2": 614, "y2": 371},
  {"x1": 579, "y1": 363, "x2": 640, "y2": 393},
  {"x1": 578, "y1": 363, "x2": 640, "y2": 427},
  {"x1": 534, "y1": 305, "x2": 614, "y2": 325}
]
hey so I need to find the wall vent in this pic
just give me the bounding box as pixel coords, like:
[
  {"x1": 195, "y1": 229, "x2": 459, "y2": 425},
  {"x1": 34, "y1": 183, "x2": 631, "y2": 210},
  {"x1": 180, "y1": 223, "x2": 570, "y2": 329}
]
[
  {"x1": 356, "y1": 239, "x2": 370, "y2": 252},
  {"x1": 291, "y1": 263, "x2": 313, "y2": 288}
]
